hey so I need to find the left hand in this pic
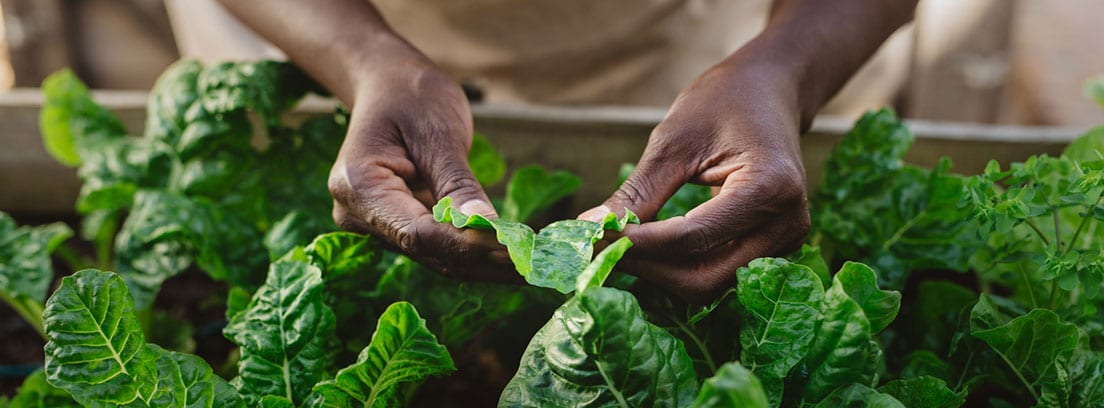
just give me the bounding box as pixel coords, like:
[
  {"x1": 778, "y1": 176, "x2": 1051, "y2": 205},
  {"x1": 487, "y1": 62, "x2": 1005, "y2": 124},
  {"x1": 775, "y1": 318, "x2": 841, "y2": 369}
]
[{"x1": 579, "y1": 57, "x2": 811, "y2": 304}]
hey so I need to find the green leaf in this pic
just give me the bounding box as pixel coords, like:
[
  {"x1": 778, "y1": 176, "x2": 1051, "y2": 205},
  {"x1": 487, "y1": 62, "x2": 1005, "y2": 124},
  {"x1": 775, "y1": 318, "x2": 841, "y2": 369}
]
[
  {"x1": 7, "y1": 369, "x2": 80, "y2": 408},
  {"x1": 469, "y1": 133, "x2": 507, "y2": 187},
  {"x1": 1063, "y1": 127, "x2": 1104, "y2": 164},
  {"x1": 309, "y1": 302, "x2": 455, "y2": 407},
  {"x1": 789, "y1": 244, "x2": 831, "y2": 289},
  {"x1": 259, "y1": 396, "x2": 295, "y2": 408},
  {"x1": 735, "y1": 258, "x2": 824, "y2": 406},
  {"x1": 692, "y1": 362, "x2": 769, "y2": 408},
  {"x1": 1069, "y1": 350, "x2": 1104, "y2": 407},
  {"x1": 575, "y1": 237, "x2": 633, "y2": 293},
  {"x1": 797, "y1": 263, "x2": 889, "y2": 404},
  {"x1": 813, "y1": 383, "x2": 905, "y2": 408},
  {"x1": 970, "y1": 302, "x2": 1079, "y2": 406},
  {"x1": 197, "y1": 61, "x2": 314, "y2": 124},
  {"x1": 40, "y1": 70, "x2": 128, "y2": 166},
  {"x1": 0, "y1": 212, "x2": 72, "y2": 304},
  {"x1": 43, "y1": 269, "x2": 244, "y2": 408},
  {"x1": 113, "y1": 191, "x2": 202, "y2": 310},
  {"x1": 434, "y1": 197, "x2": 637, "y2": 293},
  {"x1": 500, "y1": 287, "x2": 699, "y2": 407},
  {"x1": 223, "y1": 260, "x2": 336, "y2": 406},
  {"x1": 834, "y1": 262, "x2": 901, "y2": 334},
  {"x1": 500, "y1": 165, "x2": 581, "y2": 223},
  {"x1": 43, "y1": 269, "x2": 157, "y2": 405},
  {"x1": 144, "y1": 60, "x2": 202, "y2": 145},
  {"x1": 302, "y1": 232, "x2": 379, "y2": 279},
  {"x1": 1087, "y1": 76, "x2": 1104, "y2": 110},
  {"x1": 878, "y1": 376, "x2": 965, "y2": 408}
]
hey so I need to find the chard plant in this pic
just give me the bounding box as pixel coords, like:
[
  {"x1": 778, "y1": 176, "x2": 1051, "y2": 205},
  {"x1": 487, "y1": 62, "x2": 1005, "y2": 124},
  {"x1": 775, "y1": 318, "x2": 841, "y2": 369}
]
[{"x1": 5, "y1": 62, "x2": 1104, "y2": 407}]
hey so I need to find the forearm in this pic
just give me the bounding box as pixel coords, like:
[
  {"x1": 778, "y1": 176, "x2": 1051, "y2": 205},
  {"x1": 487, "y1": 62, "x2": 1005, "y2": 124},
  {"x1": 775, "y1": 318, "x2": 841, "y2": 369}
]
[
  {"x1": 728, "y1": 0, "x2": 918, "y2": 127},
  {"x1": 216, "y1": 0, "x2": 426, "y2": 104}
]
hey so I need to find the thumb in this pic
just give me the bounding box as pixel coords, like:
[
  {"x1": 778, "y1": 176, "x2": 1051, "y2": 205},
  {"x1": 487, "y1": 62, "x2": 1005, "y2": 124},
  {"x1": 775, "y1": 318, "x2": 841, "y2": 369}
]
[
  {"x1": 426, "y1": 148, "x2": 498, "y2": 218},
  {"x1": 580, "y1": 158, "x2": 688, "y2": 222}
]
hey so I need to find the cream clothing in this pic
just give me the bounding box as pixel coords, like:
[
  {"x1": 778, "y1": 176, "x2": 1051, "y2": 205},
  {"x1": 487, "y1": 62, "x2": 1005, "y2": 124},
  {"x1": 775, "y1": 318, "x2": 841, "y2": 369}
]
[{"x1": 165, "y1": 0, "x2": 907, "y2": 112}]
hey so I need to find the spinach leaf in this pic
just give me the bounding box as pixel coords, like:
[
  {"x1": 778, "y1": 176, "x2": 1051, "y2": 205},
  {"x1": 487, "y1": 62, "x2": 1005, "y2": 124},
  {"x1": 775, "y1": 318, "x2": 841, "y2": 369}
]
[
  {"x1": 692, "y1": 362, "x2": 769, "y2": 408},
  {"x1": 223, "y1": 261, "x2": 336, "y2": 405},
  {"x1": 469, "y1": 133, "x2": 507, "y2": 187},
  {"x1": 500, "y1": 165, "x2": 581, "y2": 223},
  {"x1": 500, "y1": 287, "x2": 699, "y2": 407},
  {"x1": 735, "y1": 258, "x2": 824, "y2": 406},
  {"x1": 40, "y1": 70, "x2": 128, "y2": 166},
  {"x1": 878, "y1": 376, "x2": 964, "y2": 408},
  {"x1": 812, "y1": 384, "x2": 904, "y2": 408},
  {"x1": 970, "y1": 297, "x2": 1080, "y2": 406},
  {"x1": 43, "y1": 269, "x2": 243, "y2": 407},
  {"x1": 308, "y1": 302, "x2": 455, "y2": 407},
  {"x1": 0, "y1": 212, "x2": 72, "y2": 336},
  {"x1": 434, "y1": 196, "x2": 637, "y2": 293}
]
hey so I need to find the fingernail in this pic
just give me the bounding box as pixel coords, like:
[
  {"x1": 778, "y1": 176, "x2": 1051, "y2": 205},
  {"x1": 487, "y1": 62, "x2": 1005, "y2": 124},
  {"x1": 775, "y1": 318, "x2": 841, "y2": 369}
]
[
  {"x1": 578, "y1": 205, "x2": 612, "y2": 223},
  {"x1": 488, "y1": 249, "x2": 511, "y2": 264},
  {"x1": 460, "y1": 199, "x2": 496, "y2": 217}
]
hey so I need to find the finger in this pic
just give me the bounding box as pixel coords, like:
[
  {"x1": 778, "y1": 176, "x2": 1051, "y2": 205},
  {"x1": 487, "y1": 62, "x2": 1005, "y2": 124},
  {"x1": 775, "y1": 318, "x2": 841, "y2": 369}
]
[
  {"x1": 330, "y1": 155, "x2": 506, "y2": 271},
  {"x1": 619, "y1": 223, "x2": 802, "y2": 304},
  {"x1": 621, "y1": 164, "x2": 807, "y2": 256},
  {"x1": 401, "y1": 106, "x2": 498, "y2": 219},
  {"x1": 580, "y1": 151, "x2": 690, "y2": 223}
]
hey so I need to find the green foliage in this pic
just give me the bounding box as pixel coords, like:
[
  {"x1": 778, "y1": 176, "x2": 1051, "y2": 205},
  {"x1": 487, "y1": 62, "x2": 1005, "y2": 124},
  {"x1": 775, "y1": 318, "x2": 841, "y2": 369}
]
[
  {"x1": 878, "y1": 376, "x2": 964, "y2": 408},
  {"x1": 223, "y1": 261, "x2": 336, "y2": 406},
  {"x1": 0, "y1": 212, "x2": 72, "y2": 336},
  {"x1": 500, "y1": 287, "x2": 699, "y2": 407},
  {"x1": 6, "y1": 370, "x2": 79, "y2": 408},
  {"x1": 434, "y1": 196, "x2": 637, "y2": 293},
  {"x1": 468, "y1": 132, "x2": 507, "y2": 187},
  {"x1": 42, "y1": 269, "x2": 243, "y2": 408},
  {"x1": 308, "y1": 302, "x2": 455, "y2": 407},
  {"x1": 500, "y1": 165, "x2": 581, "y2": 222},
  {"x1": 692, "y1": 362, "x2": 770, "y2": 408}
]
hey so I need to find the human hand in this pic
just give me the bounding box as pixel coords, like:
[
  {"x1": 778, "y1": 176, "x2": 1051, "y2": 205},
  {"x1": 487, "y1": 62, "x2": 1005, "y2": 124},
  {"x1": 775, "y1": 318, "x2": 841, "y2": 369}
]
[
  {"x1": 327, "y1": 46, "x2": 513, "y2": 282},
  {"x1": 580, "y1": 58, "x2": 811, "y2": 303}
]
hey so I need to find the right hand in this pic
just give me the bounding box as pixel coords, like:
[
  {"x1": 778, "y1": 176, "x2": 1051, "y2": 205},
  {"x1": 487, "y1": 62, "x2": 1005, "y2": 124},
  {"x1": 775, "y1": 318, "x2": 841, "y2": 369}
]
[{"x1": 327, "y1": 44, "x2": 514, "y2": 282}]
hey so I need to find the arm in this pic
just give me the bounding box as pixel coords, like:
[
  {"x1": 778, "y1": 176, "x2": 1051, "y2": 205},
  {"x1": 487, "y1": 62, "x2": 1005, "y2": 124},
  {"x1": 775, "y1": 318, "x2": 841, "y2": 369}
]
[
  {"x1": 217, "y1": 0, "x2": 511, "y2": 281},
  {"x1": 580, "y1": 0, "x2": 918, "y2": 303}
]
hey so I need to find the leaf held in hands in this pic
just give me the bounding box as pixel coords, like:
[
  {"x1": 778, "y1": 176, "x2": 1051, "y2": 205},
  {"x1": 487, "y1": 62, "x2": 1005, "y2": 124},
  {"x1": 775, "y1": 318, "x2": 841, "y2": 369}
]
[{"x1": 576, "y1": 236, "x2": 633, "y2": 293}]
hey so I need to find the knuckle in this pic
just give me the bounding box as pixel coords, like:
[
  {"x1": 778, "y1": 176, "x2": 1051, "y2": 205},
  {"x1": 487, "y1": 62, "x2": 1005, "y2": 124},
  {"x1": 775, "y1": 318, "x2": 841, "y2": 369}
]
[
  {"x1": 614, "y1": 176, "x2": 655, "y2": 207},
  {"x1": 395, "y1": 221, "x2": 424, "y2": 257},
  {"x1": 434, "y1": 167, "x2": 483, "y2": 199}
]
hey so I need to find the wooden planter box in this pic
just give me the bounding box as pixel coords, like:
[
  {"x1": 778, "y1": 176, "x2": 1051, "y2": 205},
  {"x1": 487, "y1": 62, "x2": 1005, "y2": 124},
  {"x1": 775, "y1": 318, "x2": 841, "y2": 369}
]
[{"x1": 0, "y1": 89, "x2": 1086, "y2": 214}]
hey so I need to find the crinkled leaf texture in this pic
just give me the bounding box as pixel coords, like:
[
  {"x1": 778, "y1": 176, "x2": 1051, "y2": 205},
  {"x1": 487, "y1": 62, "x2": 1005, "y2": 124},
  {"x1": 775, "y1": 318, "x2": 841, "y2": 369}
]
[
  {"x1": 735, "y1": 258, "x2": 824, "y2": 407},
  {"x1": 308, "y1": 302, "x2": 455, "y2": 407},
  {"x1": 42, "y1": 269, "x2": 242, "y2": 408},
  {"x1": 813, "y1": 383, "x2": 904, "y2": 408},
  {"x1": 692, "y1": 362, "x2": 769, "y2": 408},
  {"x1": 970, "y1": 296, "x2": 1080, "y2": 407},
  {"x1": 795, "y1": 262, "x2": 900, "y2": 404},
  {"x1": 500, "y1": 287, "x2": 699, "y2": 407},
  {"x1": 0, "y1": 213, "x2": 72, "y2": 303},
  {"x1": 223, "y1": 260, "x2": 336, "y2": 406},
  {"x1": 878, "y1": 376, "x2": 965, "y2": 408},
  {"x1": 434, "y1": 197, "x2": 637, "y2": 293}
]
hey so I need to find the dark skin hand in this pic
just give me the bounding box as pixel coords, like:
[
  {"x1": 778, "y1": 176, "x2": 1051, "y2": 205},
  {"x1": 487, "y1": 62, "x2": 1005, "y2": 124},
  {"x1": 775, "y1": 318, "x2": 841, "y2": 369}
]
[
  {"x1": 579, "y1": 0, "x2": 919, "y2": 303},
  {"x1": 218, "y1": 0, "x2": 917, "y2": 300}
]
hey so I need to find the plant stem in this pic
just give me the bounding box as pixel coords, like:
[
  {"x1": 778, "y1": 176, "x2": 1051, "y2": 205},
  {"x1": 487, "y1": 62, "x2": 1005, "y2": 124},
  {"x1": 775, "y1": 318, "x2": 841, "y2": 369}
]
[
  {"x1": 1068, "y1": 191, "x2": 1104, "y2": 254},
  {"x1": 1019, "y1": 264, "x2": 1037, "y2": 308},
  {"x1": 54, "y1": 243, "x2": 90, "y2": 272},
  {"x1": 1024, "y1": 219, "x2": 1050, "y2": 247},
  {"x1": 1052, "y1": 210, "x2": 1062, "y2": 253},
  {"x1": 672, "y1": 317, "x2": 718, "y2": 373},
  {"x1": 0, "y1": 292, "x2": 46, "y2": 340},
  {"x1": 1049, "y1": 281, "x2": 1062, "y2": 310}
]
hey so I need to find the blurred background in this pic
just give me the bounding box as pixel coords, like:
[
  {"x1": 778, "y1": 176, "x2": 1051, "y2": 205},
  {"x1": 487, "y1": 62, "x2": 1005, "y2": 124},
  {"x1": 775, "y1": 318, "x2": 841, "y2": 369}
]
[{"x1": 1, "y1": 0, "x2": 1102, "y2": 126}]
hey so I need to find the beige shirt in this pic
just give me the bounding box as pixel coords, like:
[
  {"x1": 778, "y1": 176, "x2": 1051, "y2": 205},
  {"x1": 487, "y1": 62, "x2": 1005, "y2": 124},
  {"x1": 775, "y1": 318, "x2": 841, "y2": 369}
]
[{"x1": 166, "y1": 0, "x2": 906, "y2": 112}]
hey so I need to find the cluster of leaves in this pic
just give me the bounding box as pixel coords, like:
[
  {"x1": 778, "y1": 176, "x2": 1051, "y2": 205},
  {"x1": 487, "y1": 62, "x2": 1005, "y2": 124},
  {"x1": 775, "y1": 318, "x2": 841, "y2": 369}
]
[{"x1": 10, "y1": 60, "x2": 1104, "y2": 407}]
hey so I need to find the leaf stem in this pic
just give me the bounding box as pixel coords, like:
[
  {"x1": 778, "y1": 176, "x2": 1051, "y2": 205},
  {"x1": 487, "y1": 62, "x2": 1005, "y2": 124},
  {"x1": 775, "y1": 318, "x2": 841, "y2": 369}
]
[
  {"x1": 54, "y1": 243, "x2": 90, "y2": 272},
  {"x1": 1049, "y1": 280, "x2": 1063, "y2": 309},
  {"x1": 1067, "y1": 190, "x2": 1104, "y2": 254},
  {"x1": 0, "y1": 292, "x2": 46, "y2": 340},
  {"x1": 1019, "y1": 264, "x2": 1037, "y2": 308},
  {"x1": 1023, "y1": 219, "x2": 1050, "y2": 247},
  {"x1": 882, "y1": 212, "x2": 924, "y2": 250},
  {"x1": 1052, "y1": 210, "x2": 1062, "y2": 253},
  {"x1": 671, "y1": 317, "x2": 718, "y2": 373}
]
